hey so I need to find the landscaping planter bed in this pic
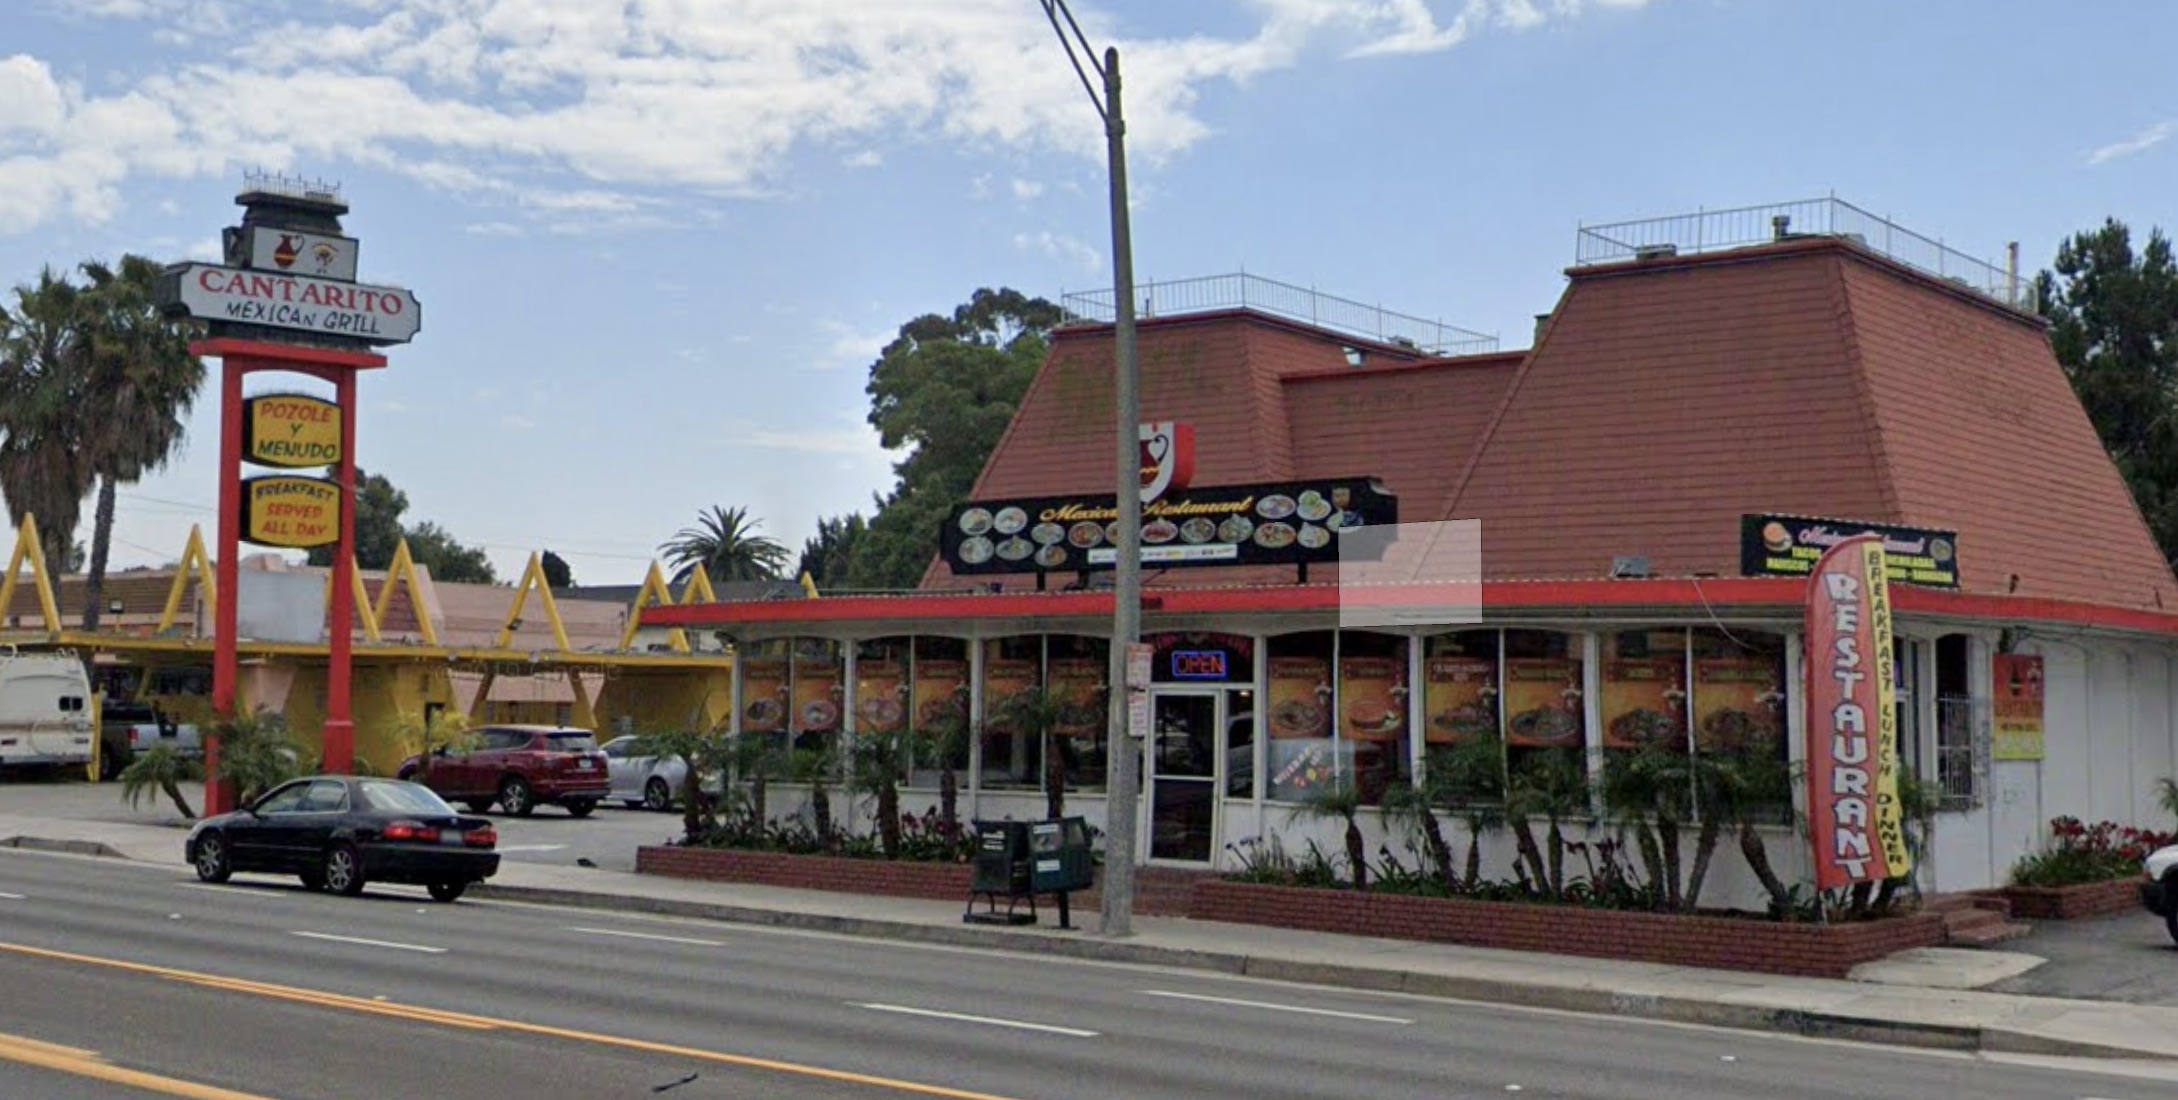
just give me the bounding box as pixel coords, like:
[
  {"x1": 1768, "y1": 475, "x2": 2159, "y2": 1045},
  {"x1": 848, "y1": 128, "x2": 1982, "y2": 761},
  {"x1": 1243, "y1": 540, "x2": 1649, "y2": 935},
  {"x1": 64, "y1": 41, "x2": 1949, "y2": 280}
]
[
  {"x1": 1998, "y1": 879, "x2": 2141, "y2": 921},
  {"x1": 1189, "y1": 880, "x2": 1946, "y2": 978},
  {"x1": 636, "y1": 846, "x2": 1209, "y2": 916}
]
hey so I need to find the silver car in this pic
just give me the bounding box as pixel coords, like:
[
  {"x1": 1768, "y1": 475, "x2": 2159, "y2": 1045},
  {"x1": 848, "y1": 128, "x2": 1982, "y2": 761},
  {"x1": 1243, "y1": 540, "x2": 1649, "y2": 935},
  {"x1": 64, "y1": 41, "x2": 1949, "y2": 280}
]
[{"x1": 601, "y1": 735, "x2": 721, "y2": 812}]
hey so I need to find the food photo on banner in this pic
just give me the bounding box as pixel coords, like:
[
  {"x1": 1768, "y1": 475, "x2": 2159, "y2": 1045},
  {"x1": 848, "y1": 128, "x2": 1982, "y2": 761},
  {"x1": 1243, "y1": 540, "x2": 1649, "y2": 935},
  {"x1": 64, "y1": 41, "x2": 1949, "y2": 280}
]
[
  {"x1": 1602, "y1": 630, "x2": 1688, "y2": 752},
  {"x1": 1423, "y1": 635, "x2": 1499, "y2": 744},
  {"x1": 853, "y1": 648, "x2": 908, "y2": 736},
  {"x1": 740, "y1": 651, "x2": 790, "y2": 738},
  {"x1": 1504, "y1": 654, "x2": 1582, "y2": 749},
  {"x1": 790, "y1": 641, "x2": 843, "y2": 752},
  {"x1": 1803, "y1": 535, "x2": 1912, "y2": 890},
  {"x1": 1740, "y1": 513, "x2": 1959, "y2": 588},
  {"x1": 1266, "y1": 650, "x2": 1335, "y2": 801},
  {"x1": 1693, "y1": 641, "x2": 1787, "y2": 757}
]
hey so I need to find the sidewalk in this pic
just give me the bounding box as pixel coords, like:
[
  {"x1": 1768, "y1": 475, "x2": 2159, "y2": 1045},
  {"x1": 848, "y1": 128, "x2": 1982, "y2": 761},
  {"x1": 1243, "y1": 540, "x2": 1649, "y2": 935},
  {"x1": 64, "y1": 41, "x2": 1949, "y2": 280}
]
[{"x1": 3, "y1": 808, "x2": 2175, "y2": 1065}]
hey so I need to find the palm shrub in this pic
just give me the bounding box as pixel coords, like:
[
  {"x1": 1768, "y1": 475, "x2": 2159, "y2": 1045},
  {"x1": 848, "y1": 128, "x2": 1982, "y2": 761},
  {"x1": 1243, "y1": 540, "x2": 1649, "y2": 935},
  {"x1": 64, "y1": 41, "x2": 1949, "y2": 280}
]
[
  {"x1": 649, "y1": 727, "x2": 732, "y2": 844},
  {"x1": 1701, "y1": 751, "x2": 1797, "y2": 916},
  {"x1": 1426, "y1": 734, "x2": 1509, "y2": 891},
  {"x1": 1599, "y1": 745, "x2": 1697, "y2": 911},
  {"x1": 211, "y1": 708, "x2": 302, "y2": 805},
  {"x1": 2156, "y1": 776, "x2": 2178, "y2": 830},
  {"x1": 848, "y1": 726, "x2": 913, "y2": 858},
  {"x1": 120, "y1": 743, "x2": 201, "y2": 819},
  {"x1": 994, "y1": 686, "x2": 1072, "y2": 820},
  {"x1": 395, "y1": 709, "x2": 477, "y2": 781},
  {"x1": 1506, "y1": 748, "x2": 1589, "y2": 899},
  {"x1": 915, "y1": 711, "x2": 973, "y2": 838},
  {"x1": 790, "y1": 741, "x2": 841, "y2": 846},
  {"x1": 1288, "y1": 776, "x2": 1369, "y2": 890}
]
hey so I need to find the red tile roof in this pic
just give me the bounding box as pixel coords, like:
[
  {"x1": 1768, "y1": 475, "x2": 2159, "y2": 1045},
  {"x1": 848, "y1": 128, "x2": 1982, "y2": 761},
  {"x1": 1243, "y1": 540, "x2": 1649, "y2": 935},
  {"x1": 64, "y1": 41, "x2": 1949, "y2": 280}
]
[
  {"x1": 921, "y1": 311, "x2": 1514, "y2": 591},
  {"x1": 1441, "y1": 238, "x2": 2174, "y2": 608}
]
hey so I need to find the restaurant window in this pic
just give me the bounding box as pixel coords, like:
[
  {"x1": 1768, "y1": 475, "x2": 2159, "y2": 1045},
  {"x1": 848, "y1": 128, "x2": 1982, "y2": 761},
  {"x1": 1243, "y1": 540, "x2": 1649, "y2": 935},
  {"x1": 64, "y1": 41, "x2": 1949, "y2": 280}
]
[
  {"x1": 978, "y1": 636, "x2": 1044, "y2": 790},
  {"x1": 788, "y1": 638, "x2": 843, "y2": 755},
  {"x1": 1422, "y1": 630, "x2": 1504, "y2": 805},
  {"x1": 854, "y1": 635, "x2": 912, "y2": 767},
  {"x1": 1265, "y1": 631, "x2": 1410, "y2": 805},
  {"x1": 1046, "y1": 635, "x2": 1109, "y2": 791},
  {"x1": 1602, "y1": 629, "x2": 1689, "y2": 755},
  {"x1": 1502, "y1": 629, "x2": 1585, "y2": 781},
  {"x1": 739, "y1": 639, "x2": 792, "y2": 752},
  {"x1": 908, "y1": 636, "x2": 970, "y2": 788},
  {"x1": 1689, "y1": 628, "x2": 1787, "y2": 761},
  {"x1": 1934, "y1": 634, "x2": 1978, "y2": 809}
]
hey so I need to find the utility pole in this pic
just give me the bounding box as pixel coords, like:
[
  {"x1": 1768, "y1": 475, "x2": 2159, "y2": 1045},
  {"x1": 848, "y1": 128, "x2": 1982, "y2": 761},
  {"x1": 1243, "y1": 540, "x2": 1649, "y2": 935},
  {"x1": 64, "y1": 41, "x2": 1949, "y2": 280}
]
[{"x1": 1038, "y1": 0, "x2": 1141, "y2": 937}]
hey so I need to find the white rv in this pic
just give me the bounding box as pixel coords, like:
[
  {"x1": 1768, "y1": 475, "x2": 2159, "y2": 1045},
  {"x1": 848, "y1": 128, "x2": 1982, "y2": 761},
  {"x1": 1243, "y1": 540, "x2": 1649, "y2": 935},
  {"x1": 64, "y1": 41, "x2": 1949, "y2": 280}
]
[{"x1": 0, "y1": 649, "x2": 94, "y2": 774}]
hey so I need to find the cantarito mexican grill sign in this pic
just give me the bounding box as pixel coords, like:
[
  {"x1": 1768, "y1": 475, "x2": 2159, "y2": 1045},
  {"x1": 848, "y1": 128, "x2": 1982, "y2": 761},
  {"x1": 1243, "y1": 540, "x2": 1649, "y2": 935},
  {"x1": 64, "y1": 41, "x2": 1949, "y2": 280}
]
[
  {"x1": 164, "y1": 263, "x2": 420, "y2": 345},
  {"x1": 1803, "y1": 534, "x2": 1912, "y2": 890}
]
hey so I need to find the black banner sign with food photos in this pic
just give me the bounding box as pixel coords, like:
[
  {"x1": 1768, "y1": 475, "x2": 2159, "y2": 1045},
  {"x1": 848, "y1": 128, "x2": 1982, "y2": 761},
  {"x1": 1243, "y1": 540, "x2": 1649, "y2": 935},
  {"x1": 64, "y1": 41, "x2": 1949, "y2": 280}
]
[
  {"x1": 1739, "y1": 513, "x2": 1960, "y2": 589},
  {"x1": 941, "y1": 478, "x2": 1397, "y2": 575}
]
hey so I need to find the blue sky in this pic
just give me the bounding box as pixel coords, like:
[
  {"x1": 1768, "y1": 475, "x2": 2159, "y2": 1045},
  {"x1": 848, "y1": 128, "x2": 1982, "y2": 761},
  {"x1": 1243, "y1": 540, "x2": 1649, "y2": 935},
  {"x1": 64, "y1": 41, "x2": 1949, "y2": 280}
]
[{"x1": 1, "y1": 0, "x2": 2172, "y2": 588}]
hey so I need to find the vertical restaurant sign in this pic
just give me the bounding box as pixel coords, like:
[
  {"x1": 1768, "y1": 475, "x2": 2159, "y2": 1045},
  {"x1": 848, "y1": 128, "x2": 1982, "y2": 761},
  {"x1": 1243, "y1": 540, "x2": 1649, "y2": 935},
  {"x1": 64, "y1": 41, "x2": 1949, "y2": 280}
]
[
  {"x1": 1992, "y1": 654, "x2": 2046, "y2": 762},
  {"x1": 243, "y1": 394, "x2": 342, "y2": 468},
  {"x1": 1805, "y1": 535, "x2": 1912, "y2": 889},
  {"x1": 238, "y1": 475, "x2": 341, "y2": 549}
]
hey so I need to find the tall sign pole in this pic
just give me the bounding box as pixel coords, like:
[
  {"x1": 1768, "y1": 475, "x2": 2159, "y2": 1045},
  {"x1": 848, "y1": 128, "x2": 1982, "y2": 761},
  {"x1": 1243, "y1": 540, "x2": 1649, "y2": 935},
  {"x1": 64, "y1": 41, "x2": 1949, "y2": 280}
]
[
  {"x1": 1040, "y1": 0, "x2": 1143, "y2": 936},
  {"x1": 158, "y1": 176, "x2": 420, "y2": 813}
]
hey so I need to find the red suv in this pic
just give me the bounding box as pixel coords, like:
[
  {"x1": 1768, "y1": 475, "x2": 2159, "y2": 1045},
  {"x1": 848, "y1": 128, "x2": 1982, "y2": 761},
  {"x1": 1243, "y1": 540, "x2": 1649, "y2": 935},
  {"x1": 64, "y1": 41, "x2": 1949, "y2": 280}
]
[{"x1": 397, "y1": 725, "x2": 611, "y2": 817}]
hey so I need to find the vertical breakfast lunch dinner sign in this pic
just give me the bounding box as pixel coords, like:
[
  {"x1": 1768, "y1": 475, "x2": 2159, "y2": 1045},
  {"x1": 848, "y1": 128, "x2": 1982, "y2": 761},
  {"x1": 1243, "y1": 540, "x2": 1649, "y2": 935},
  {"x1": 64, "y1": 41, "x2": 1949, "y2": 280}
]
[{"x1": 1805, "y1": 535, "x2": 1912, "y2": 892}]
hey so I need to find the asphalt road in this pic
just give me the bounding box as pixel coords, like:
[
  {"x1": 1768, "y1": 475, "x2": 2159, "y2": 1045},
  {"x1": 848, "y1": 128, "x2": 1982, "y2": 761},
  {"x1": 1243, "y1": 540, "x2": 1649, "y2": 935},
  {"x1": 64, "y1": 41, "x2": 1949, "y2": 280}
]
[
  {"x1": 1989, "y1": 910, "x2": 2178, "y2": 1005},
  {"x1": 3, "y1": 849, "x2": 2177, "y2": 1100}
]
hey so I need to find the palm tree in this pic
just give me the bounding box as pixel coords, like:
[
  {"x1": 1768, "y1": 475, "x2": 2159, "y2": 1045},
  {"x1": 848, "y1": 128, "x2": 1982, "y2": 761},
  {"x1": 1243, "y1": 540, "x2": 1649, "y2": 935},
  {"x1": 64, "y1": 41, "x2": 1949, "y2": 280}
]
[
  {"x1": 210, "y1": 708, "x2": 302, "y2": 805},
  {"x1": 0, "y1": 267, "x2": 98, "y2": 572},
  {"x1": 661, "y1": 506, "x2": 788, "y2": 585},
  {"x1": 120, "y1": 743, "x2": 202, "y2": 819},
  {"x1": 1289, "y1": 776, "x2": 1370, "y2": 890},
  {"x1": 995, "y1": 686, "x2": 1074, "y2": 820},
  {"x1": 1506, "y1": 748, "x2": 1590, "y2": 899},
  {"x1": 848, "y1": 726, "x2": 913, "y2": 858},
  {"x1": 74, "y1": 255, "x2": 204, "y2": 632}
]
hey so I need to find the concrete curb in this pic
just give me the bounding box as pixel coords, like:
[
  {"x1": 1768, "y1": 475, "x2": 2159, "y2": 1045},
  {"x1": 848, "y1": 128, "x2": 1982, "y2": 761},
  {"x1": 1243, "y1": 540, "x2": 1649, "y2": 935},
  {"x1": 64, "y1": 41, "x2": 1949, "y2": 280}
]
[
  {"x1": 468, "y1": 883, "x2": 2166, "y2": 1063},
  {"x1": 0, "y1": 836, "x2": 128, "y2": 859}
]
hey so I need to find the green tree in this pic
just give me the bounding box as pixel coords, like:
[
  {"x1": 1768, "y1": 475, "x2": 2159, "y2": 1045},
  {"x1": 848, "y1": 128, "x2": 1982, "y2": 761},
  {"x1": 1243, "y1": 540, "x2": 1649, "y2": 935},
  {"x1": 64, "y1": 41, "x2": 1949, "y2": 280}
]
[
  {"x1": 2039, "y1": 219, "x2": 2178, "y2": 564},
  {"x1": 850, "y1": 288, "x2": 1064, "y2": 590},
  {"x1": 848, "y1": 726, "x2": 913, "y2": 858},
  {"x1": 662, "y1": 505, "x2": 788, "y2": 584},
  {"x1": 211, "y1": 707, "x2": 303, "y2": 805},
  {"x1": 1288, "y1": 776, "x2": 1370, "y2": 890},
  {"x1": 0, "y1": 267, "x2": 97, "y2": 572},
  {"x1": 1506, "y1": 748, "x2": 1590, "y2": 899},
  {"x1": 73, "y1": 256, "x2": 205, "y2": 631},
  {"x1": 541, "y1": 550, "x2": 574, "y2": 589},
  {"x1": 797, "y1": 513, "x2": 866, "y2": 591},
  {"x1": 404, "y1": 521, "x2": 497, "y2": 584},
  {"x1": 308, "y1": 470, "x2": 408, "y2": 569}
]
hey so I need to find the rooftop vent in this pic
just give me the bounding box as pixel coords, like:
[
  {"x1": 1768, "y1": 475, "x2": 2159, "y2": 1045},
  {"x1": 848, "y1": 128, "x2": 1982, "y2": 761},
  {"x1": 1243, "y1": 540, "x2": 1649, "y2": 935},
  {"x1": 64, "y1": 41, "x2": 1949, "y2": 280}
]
[
  {"x1": 1633, "y1": 243, "x2": 1678, "y2": 261},
  {"x1": 1610, "y1": 555, "x2": 1652, "y2": 579}
]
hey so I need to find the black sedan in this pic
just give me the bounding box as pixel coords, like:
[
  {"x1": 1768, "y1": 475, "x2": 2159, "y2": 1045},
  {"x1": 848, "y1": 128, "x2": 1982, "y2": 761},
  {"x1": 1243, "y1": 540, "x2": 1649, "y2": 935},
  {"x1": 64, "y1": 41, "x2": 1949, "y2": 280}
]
[{"x1": 184, "y1": 776, "x2": 501, "y2": 902}]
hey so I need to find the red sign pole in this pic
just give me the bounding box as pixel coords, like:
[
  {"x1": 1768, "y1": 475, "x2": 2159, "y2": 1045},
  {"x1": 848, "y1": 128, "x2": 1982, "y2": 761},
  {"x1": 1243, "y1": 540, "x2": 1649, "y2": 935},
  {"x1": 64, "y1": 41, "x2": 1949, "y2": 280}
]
[{"x1": 197, "y1": 338, "x2": 385, "y2": 812}]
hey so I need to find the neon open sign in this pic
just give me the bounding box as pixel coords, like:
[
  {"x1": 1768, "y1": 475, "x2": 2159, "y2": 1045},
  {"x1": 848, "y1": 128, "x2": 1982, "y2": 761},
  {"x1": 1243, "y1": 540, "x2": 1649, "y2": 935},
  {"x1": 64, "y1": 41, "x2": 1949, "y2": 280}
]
[{"x1": 1169, "y1": 650, "x2": 1230, "y2": 681}]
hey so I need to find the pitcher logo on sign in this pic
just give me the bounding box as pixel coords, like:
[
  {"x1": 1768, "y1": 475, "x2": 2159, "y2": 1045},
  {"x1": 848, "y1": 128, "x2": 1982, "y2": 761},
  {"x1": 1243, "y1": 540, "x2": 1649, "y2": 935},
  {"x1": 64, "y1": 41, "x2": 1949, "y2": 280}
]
[
  {"x1": 1139, "y1": 421, "x2": 1195, "y2": 503},
  {"x1": 274, "y1": 234, "x2": 302, "y2": 269}
]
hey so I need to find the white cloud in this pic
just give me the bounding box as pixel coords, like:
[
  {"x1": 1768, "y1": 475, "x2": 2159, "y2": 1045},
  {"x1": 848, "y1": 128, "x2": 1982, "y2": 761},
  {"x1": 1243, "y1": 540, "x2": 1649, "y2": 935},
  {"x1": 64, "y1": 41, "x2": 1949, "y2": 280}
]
[
  {"x1": 501, "y1": 413, "x2": 537, "y2": 431},
  {"x1": 465, "y1": 221, "x2": 524, "y2": 236},
  {"x1": 1011, "y1": 178, "x2": 1045, "y2": 200},
  {"x1": 2088, "y1": 120, "x2": 2174, "y2": 166},
  {"x1": 2, "y1": 1, "x2": 1667, "y2": 232},
  {"x1": 1014, "y1": 230, "x2": 1101, "y2": 273},
  {"x1": 816, "y1": 321, "x2": 895, "y2": 371}
]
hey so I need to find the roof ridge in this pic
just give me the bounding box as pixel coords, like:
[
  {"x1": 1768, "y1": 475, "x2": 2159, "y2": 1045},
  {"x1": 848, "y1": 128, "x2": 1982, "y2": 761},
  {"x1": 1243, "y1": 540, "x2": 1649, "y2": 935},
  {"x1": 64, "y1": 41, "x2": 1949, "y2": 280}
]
[{"x1": 1831, "y1": 252, "x2": 1906, "y2": 519}]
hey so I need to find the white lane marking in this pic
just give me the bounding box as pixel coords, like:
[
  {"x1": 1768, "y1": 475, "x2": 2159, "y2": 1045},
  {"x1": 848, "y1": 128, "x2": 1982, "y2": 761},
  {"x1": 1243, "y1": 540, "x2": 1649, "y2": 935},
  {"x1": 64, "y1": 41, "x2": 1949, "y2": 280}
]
[
  {"x1": 0, "y1": 892, "x2": 23, "y2": 900},
  {"x1": 289, "y1": 931, "x2": 446, "y2": 954},
  {"x1": 853, "y1": 1003, "x2": 1098, "y2": 1038},
  {"x1": 566, "y1": 926, "x2": 723, "y2": 947},
  {"x1": 491, "y1": 845, "x2": 566, "y2": 853},
  {"x1": 1140, "y1": 989, "x2": 1413, "y2": 1024},
  {"x1": 176, "y1": 883, "x2": 291, "y2": 897}
]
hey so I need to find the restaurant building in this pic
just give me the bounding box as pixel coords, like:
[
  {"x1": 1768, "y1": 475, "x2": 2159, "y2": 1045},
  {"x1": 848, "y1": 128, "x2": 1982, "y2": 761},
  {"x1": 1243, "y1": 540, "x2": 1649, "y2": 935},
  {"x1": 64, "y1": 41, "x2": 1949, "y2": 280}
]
[{"x1": 646, "y1": 200, "x2": 2178, "y2": 903}]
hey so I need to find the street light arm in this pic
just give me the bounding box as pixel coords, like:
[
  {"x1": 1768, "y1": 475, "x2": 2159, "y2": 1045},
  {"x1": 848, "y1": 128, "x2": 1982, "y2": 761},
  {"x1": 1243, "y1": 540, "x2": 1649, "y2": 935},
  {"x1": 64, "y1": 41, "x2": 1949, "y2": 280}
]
[{"x1": 1040, "y1": 0, "x2": 1111, "y2": 120}]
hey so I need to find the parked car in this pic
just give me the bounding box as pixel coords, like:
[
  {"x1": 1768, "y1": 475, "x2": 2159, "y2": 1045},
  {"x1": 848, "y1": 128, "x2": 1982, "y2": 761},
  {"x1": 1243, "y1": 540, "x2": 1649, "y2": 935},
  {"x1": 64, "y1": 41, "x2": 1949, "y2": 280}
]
[
  {"x1": 98, "y1": 702, "x2": 200, "y2": 778},
  {"x1": 183, "y1": 775, "x2": 499, "y2": 901},
  {"x1": 397, "y1": 724, "x2": 611, "y2": 817},
  {"x1": 602, "y1": 734, "x2": 723, "y2": 812},
  {"x1": 2143, "y1": 842, "x2": 2178, "y2": 944}
]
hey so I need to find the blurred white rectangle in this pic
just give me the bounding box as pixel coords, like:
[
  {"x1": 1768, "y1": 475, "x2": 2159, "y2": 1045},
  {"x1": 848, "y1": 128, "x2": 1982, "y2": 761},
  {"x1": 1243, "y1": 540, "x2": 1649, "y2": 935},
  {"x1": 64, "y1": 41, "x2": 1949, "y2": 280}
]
[
  {"x1": 237, "y1": 568, "x2": 326, "y2": 643},
  {"x1": 1338, "y1": 520, "x2": 1483, "y2": 629}
]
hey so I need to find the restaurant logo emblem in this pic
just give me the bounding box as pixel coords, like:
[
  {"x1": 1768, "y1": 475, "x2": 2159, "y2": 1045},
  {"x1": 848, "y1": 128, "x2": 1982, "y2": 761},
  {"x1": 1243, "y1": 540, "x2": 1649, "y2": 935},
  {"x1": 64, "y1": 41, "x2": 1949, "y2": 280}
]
[
  {"x1": 273, "y1": 233, "x2": 302, "y2": 269},
  {"x1": 1804, "y1": 535, "x2": 1912, "y2": 889},
  {"x1": 1139, "y1": 421, "x2": 1195, "y2": 502}
]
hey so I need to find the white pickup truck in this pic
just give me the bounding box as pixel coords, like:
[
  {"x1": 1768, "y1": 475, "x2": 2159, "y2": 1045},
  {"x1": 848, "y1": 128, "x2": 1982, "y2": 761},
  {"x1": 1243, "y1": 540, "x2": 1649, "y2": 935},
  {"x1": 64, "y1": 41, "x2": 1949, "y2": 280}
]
[{"x1": 97, "y1": 701, "x2": 202, "y2": 777}]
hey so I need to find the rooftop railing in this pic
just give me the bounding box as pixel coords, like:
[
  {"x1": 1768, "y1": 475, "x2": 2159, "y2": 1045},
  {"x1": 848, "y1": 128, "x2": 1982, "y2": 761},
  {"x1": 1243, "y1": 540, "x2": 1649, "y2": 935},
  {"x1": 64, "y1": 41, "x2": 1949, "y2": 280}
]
[
  {"x1": 1061, "y1": 272, "x2": 1500, "y2": 356},
  {"x1": 1574, "y1": 198, "x2": 2040, "y2": 313}
]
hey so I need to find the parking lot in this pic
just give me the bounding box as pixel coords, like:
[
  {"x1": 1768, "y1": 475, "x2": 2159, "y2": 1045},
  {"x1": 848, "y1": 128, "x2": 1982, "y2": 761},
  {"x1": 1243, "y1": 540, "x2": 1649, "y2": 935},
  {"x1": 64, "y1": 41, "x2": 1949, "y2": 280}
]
[{"x1": 0, "y1": 772, "x2": 689, "y2": 872}]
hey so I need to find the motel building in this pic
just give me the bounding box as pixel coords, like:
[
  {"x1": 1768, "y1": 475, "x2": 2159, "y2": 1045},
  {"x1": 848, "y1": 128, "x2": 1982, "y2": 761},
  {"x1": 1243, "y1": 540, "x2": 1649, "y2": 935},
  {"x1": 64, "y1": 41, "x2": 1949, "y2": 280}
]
[{"x1": 644, "y1": 201, "x2": 2178, "y2": 905}]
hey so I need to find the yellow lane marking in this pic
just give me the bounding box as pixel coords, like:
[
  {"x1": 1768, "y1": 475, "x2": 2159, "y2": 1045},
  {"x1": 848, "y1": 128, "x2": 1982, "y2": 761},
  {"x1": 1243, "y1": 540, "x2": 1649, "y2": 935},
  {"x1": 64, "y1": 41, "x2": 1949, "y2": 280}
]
[
  {"x1": 0, "y1": 941, "x2": 1034, "y2": 1100},
  {"x1": 0, "y1": 1030, "x2": 280, "y2": 1100}
]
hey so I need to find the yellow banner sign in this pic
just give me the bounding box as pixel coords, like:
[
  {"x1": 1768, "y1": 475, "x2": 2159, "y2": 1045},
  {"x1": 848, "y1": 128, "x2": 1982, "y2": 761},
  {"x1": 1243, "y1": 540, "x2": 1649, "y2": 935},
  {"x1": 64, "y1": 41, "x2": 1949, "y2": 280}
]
[
  {"x1": 240, "y1": 475, "x2": 341, "y2": 548},
  {"x1": 243, "y1": 394, "x2": 342, "y2": 468}
]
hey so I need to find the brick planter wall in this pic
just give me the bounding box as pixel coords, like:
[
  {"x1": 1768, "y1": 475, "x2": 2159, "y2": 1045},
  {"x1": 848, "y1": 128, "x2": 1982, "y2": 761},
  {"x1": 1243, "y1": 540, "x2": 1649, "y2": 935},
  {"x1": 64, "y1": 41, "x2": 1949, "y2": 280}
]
[
  {"x1": 1999, "y1": 879, "x2": 2141, "y2": 921},
  {"x1": 634, "y1": 846, "x2": 1207, "y2": 916},
  {"x1": 1190, "y1": 881, "x2": 1946, "y2": 978}
]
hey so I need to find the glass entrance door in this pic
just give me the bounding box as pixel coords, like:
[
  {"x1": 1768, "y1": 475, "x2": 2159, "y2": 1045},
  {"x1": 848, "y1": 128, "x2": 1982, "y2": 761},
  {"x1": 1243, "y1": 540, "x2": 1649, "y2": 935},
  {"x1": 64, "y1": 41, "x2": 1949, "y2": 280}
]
[{"x1": 1149, "y1": 692, "x2": 1220, "y2": 862}]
